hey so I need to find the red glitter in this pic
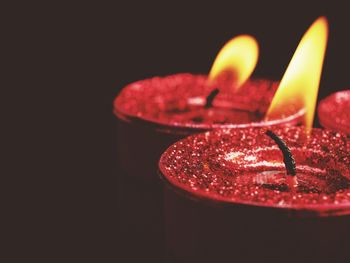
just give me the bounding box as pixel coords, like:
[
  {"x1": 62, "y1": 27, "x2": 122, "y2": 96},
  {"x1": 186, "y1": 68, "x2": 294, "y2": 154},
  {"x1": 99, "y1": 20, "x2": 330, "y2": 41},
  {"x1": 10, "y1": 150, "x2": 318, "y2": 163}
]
[
  {"x1": 159, "y1": 127, "x2": 350, "y2": 215},
  {"x1": 318, "y1": 90, "x2": 350, "y2": 134},
  {"x1": 114, "y1": 74, "x2": 304, "y2": 133}
]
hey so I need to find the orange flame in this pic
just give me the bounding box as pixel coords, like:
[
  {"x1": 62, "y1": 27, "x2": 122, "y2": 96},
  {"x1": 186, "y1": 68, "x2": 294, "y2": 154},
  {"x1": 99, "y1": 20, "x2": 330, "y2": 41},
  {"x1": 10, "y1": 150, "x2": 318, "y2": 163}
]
[
  {"x1": 209, "y1": 35, "x2": 259, "y2": 91},
  {"x1": 266, "y1": 17, "x2": 329, "y2": 131}
]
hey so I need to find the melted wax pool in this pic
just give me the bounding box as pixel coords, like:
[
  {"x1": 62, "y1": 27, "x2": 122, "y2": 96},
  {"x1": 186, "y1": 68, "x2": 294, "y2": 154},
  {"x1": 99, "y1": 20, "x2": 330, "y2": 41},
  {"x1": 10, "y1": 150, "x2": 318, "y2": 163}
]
[
  {"x1": 159, "y1": 127, "x2": 350, "y2": 212},
  {"x1": 114, "y1": 74, "x2": 283, "y2": 129}
]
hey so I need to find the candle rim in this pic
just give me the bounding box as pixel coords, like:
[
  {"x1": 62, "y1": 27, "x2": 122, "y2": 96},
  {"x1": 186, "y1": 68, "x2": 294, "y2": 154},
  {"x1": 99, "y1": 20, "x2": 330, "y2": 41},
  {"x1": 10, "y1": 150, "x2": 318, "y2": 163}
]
[
  {"x1": 159, "y1": 169, "x2": 350, "y2": 217},
  {"x1": 115, "y1": 107, "x2": 306, "y2": 135}
]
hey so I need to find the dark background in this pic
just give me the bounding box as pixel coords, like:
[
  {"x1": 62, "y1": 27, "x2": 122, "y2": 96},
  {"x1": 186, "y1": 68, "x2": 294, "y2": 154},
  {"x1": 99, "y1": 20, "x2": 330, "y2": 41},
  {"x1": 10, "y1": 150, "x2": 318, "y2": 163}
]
[{"x1": 8, "y1": 1, "x2": 350, "y2": 262}]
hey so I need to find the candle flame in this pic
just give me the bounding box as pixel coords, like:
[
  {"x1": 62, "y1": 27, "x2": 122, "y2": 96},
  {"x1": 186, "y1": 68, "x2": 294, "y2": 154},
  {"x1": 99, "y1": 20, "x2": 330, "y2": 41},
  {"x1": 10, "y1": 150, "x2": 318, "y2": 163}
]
[
  {"x1": 266, "y1": 17, "x2": 329, "y2": 131},
  {"x1": 209, "y1": 35, "x2": 259, "y2": 91}
]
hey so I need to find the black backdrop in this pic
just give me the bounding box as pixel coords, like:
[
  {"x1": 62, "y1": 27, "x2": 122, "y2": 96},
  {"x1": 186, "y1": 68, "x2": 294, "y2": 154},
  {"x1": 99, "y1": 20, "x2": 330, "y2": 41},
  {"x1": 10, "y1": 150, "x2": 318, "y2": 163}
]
[{"x1": 9, "y1": 1, "x2": 350, "y2": 262}]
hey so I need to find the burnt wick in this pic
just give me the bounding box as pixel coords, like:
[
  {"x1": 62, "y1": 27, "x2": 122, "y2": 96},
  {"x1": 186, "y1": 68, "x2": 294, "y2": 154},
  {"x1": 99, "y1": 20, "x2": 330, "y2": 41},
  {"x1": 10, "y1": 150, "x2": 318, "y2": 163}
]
[
  {"x1": 265, "y1": 130, "x2": 296, "y2": 176},
  {"x1": 205, "y1": 88, "x2": 220, "y2": 108}
]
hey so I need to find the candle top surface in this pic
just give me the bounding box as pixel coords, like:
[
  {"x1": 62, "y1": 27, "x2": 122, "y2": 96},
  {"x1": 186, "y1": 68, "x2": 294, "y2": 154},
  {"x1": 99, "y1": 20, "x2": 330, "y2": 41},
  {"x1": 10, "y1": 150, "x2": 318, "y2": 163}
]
[
  {"x1": 114, "y1": 74, "x2": 304, "y2": 132},
  {"x1": 159, "y1": 127, "x2": 350, "y2": 215},
  {"x1": 318, "y1": 90, "x2": 350, "y2": 134}
]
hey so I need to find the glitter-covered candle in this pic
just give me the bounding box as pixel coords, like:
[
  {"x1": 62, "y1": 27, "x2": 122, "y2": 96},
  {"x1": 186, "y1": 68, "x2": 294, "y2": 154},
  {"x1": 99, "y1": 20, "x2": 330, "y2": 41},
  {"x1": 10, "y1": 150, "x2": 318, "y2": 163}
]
[
  {"x1": 159, "y1": 127, "x2": 350, "y2": 263},
  {"x1": 318, "y1": 90, "x2": 350, "y2": 134}
]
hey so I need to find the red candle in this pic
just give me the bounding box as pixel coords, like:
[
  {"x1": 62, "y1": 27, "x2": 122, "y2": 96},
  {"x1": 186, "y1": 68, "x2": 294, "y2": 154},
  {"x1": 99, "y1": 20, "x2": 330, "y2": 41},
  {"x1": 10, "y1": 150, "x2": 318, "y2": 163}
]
[
  {"x1": 318, "y1": 90, "x2": 350, "y2": 134},
  {"x1": 159, "y1": 126, "x2": 350, "y2": 262}
]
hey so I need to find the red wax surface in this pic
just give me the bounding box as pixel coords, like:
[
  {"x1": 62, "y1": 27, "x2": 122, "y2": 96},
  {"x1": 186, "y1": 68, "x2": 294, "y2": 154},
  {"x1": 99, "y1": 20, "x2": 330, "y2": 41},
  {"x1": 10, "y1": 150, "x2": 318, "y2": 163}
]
[
  {"x1": 159, "y1": 127, "x2": 350, "y2": 215},
  {"x1": 318, "y1": 90, "x2": 350, "y2": 134},
  {"x1": 114, "y1": 74, "x2": 304, "y2": 133}
]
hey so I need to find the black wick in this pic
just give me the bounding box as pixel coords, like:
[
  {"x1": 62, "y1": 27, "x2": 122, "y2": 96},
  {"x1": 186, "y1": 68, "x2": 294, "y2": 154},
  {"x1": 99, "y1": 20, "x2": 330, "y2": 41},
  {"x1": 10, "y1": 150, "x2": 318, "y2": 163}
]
[
  {"x1": 265, "y1": 130, "x2": 296, "y2": 176},
  {"x1": 204, "y1": 88, "x2": 220, "y2": 108}
]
